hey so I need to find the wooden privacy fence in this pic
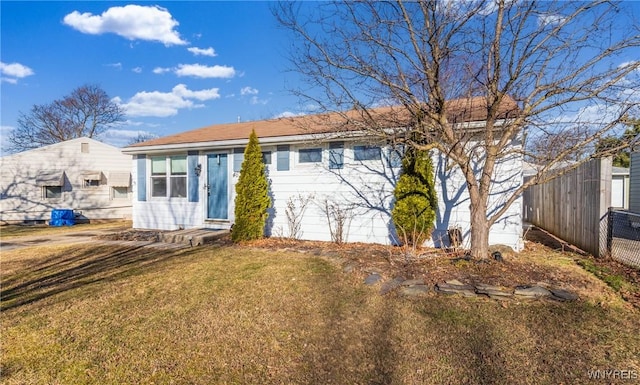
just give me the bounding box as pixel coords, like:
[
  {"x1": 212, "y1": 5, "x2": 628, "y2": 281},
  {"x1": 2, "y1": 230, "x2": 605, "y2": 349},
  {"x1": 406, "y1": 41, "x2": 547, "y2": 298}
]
[{"x1": 523, "y1": 157, "x2": 612, "y2": 257}]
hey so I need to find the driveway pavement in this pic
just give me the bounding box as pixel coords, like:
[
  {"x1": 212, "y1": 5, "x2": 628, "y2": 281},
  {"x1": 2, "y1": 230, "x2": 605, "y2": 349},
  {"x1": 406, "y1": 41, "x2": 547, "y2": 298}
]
[{"x1": 0, "y1": 227, "x2": 187, "y2": 252}]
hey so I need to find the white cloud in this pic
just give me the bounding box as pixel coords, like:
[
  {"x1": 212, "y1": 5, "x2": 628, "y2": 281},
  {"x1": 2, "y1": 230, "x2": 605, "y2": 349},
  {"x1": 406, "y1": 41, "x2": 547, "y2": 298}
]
[
  {"x1": 1, "y1": 125, "x2": 15, "y2": 133},
  {"x1": 250, "y1": 96, "x2": 269, "y2": 105},
  {"x1": 1, "y1": 77, "x2": 18, "y2": 84},
  {"x1": 115, "y1": 84, "x2": 220, "y2": 117},
  {"x1": 619, "y1": 61, "x2": 640, "y2": 73},
  {"x1": 153, "y1": 64, "x2": 236, "y2": 78},
  {"x1": 538, "y1": 13, "x2": 566, "y2": 27},
  {"x1": 1, "y1": 125, "x2": 15, "y2": 156},
  {"x1": 272, "y1": 111, "x2": 306, "y2": 119},
  {"x1": 63, "y1": 5, "x2": 187, "y2": 46},
  {"x1": 106, "y1": 62, "x2": 122, "y2": 70},
  {"x1": 0, "y1": 62, "x2": 35, "y2": 81},
  {"x1": 132, "y1": 67, "x2": 142, "y2": 73},
  {"x1": 187, "y1": 46, "x2": 217, "y2": 57},
  {"x1": 240, "y1": 86, "x2": 259, "y2": 96},
  {"x1": 153, "y1": 67, "x2": 171, "y2": 74},
  {"x1": 174, "y1": 64, "x2": 236, "y2": 78}
]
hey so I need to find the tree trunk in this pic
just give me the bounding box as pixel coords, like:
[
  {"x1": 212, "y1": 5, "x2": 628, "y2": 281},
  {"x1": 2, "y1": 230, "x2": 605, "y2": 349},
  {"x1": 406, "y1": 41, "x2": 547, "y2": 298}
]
[{"x1": 469, "y1": 198, "x2": 490, "y2": 259}]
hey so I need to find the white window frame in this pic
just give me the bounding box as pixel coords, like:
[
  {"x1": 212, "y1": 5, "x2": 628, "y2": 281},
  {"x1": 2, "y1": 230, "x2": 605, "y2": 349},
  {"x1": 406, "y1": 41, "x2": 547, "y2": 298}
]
[
  {"x1": 43, "y1": 186, "x2": 62, "y2": 199},
  {"x1": 149, "y1": 155, "x2": 188, "y2": 199},
  {"x1": 111, "y1": 186, "x2": 129, "y2": 200},
  {"x1": 296, "y1": 147, "x2": 324, "y2": 167},
  {"x1": 83, "y1": 179, "x2": 101, "y2": 188}
]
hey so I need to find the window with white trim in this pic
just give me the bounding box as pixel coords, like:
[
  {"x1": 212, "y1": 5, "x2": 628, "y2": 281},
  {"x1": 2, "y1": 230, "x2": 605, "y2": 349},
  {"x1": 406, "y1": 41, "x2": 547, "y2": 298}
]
[
  {"x1": 112, "y1": 186, "x2": 129, "y2": 199},
  {"x1": 151, "y1": 155, "x2": 187, "y2": 198},
  {"x1": 298, "y1": 148, "x2": 323, "y2": 163},
  {"x1": 83, "y1": 179, "x2": 100, "y2": 187},
  {"x1": 80, "y1": 172, "x2": 102, "y2": 188},
  {"x1": 44, "y1": 186, "x2": 62, "y2": 199}
]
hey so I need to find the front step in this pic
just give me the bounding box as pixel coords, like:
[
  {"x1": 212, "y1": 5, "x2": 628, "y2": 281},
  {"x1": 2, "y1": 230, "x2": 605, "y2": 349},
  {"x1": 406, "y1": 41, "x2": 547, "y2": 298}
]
[{"x1": 159, "y1": 228, "x2": 229, "y2": 246}]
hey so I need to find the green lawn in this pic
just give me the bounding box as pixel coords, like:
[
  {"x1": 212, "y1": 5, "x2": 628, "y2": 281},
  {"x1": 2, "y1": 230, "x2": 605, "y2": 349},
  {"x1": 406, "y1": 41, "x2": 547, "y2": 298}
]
[{"x1": 1, "y1": 242, "x2": 639, "y2": 384}]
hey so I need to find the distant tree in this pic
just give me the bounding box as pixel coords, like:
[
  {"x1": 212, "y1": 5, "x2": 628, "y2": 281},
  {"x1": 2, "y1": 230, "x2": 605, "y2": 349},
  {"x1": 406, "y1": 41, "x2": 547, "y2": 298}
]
[
  {"x1": 9, "y1": 84, "x2": 125, "y2": 152},
  {"x1": 595, "y1": 119, "x2": 640, "y2": 168},
  {"x1": 232, "y1": 130, "x2": 271, "y2": 242},
  {"x1": 392, "y1": 146, "x2": 438, "y2": 247},
  {"x1": 128, "y1": 132, "x2": 158, "y2": 146}
]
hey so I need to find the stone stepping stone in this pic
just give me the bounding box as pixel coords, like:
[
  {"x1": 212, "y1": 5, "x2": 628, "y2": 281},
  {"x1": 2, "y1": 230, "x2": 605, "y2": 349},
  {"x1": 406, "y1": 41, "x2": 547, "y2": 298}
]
[
  {"x1": 364, "y1": 273, "x2": 383, "y2": 285},
  {"x1": 514, "y1": 285, "x2": 551, "y2": 299},
  {"x1": 380, "y1": 276, "x2": 406, "y2": 295},
  {"x1": 400, "y1": 285, "x2": 430, "y2": 296},
  {"x1": 435, "y1": 281, "x2": 476, "y2": 297},
  {"x1": 550, "y1": 288, "x2": 578, "y2": 301},
  {"x1": 474, "y1": 283, "x2": 513, "y2": 299},
  {"x1": 402, "y1": 279, "x2": 425, "y2": 287}
]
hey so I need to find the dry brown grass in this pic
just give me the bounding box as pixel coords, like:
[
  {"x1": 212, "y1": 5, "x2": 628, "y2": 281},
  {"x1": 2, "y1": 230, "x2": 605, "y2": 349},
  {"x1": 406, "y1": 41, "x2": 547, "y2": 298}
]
[
  {"x1": 1, "y1": 240, "x2": 639, "y2": 384},
  {"x1": 0, "y1": 220, "x2": 132, "y2": 240}
]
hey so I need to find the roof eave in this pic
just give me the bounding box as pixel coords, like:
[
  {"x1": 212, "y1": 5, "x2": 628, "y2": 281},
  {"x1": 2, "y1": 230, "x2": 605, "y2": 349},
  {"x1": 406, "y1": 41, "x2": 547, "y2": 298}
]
[{"x1": 121, "y1": 119, "x2": 507, "y2": 155}]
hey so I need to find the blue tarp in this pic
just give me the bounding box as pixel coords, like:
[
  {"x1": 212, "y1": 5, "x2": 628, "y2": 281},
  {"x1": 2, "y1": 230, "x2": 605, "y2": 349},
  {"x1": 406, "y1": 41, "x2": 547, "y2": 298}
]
[{"x1": 50, "y1": 209, "x2": 75, "y2": 226}]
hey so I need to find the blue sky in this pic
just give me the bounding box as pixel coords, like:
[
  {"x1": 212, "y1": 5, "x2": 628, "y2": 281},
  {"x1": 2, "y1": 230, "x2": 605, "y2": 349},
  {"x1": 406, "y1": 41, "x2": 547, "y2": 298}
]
[
  {"x1": 1, "y1": 1, "x2": 310, "y2": 152},
  {"x1": 2, "y1": 1, "x2": 639, "y2": 155}
]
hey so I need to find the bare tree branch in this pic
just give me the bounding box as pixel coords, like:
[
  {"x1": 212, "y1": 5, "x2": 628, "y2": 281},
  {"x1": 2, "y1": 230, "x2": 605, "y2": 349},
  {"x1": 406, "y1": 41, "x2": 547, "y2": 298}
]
[{"x1": 8, "y1": 84, "x2": 125, "y2": 153}]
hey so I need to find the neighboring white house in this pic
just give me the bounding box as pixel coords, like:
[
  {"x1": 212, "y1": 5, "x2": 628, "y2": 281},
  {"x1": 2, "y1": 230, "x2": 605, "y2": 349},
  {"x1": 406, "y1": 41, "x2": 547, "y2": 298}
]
[
  {"x1": 0, "y1": 137, "x2": 132, "y2": 224},
  {"x1": 612, "y1": 166, "x2": 630, "y2": 209},
  {"x1": 122, "y1": 97, "x2": 524, "y2": 251},
  {"x1": 630, "y1": 150, "x2": 640, "y2": 213}
]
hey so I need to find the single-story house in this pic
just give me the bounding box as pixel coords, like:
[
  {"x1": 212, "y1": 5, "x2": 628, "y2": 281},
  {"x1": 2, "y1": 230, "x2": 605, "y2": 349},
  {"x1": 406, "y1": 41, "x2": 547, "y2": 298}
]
[
  {"x1": 123, "y1": 97, "x2": 524, "y2": 251},
  {"x1": 0, "y1": 137, "x2": 133, "y2": 224}
]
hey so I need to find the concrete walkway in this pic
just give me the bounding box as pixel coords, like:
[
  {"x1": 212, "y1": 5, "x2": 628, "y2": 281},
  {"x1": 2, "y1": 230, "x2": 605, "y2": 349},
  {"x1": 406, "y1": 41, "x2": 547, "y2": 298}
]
[{"x1": 0, "y1": 227, "x2": 229, "y2": 252}]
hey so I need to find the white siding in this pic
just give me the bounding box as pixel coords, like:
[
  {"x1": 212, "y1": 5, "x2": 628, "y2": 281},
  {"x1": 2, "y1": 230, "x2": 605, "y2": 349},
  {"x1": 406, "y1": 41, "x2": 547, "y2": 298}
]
[
  {"x1": 0, "y1": 137, "x2": 132, "y2": 223},
  {"x1": 630, "y1": 151, "x2": 640, "y2": 213},
  {"x1": 132, "y1": 139, "x2": 523, "y2": 251}
]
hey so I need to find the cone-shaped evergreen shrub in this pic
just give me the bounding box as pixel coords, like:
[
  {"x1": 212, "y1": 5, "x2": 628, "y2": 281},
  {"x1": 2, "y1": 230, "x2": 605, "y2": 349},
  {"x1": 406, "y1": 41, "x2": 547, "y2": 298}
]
[
  {"x1": 391, "y1": 147, "x2": 437, "y2": 246},
  {"x1": 232, "y1": 130, "x2": 271, "y2": 242}
]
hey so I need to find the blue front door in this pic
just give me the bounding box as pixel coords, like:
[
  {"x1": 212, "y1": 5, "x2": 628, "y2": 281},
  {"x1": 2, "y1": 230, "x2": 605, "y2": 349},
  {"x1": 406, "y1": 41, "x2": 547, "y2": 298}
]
[{"x1": 207, "y1": 153, "x2": 228, "y2": 219}]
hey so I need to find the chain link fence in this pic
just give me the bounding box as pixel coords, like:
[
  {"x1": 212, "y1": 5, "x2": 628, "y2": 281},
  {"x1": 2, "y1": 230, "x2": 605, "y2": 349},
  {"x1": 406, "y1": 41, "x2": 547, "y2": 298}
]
[{"x1": 607, "y1": 209, "x2": 640, "y2": 268}]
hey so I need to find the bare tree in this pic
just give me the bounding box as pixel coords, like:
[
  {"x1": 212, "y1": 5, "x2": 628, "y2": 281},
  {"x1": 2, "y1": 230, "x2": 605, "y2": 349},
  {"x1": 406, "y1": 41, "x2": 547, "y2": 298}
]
[
  {"x1": 127, "y1": 132, "x2": 158, "y2": 146},
  {"x1": 276, "y1": 0, "x2": 640, "y2": 258},
  {"x1": 9, "y1": 84, "x2": 125, "y2": 152}
]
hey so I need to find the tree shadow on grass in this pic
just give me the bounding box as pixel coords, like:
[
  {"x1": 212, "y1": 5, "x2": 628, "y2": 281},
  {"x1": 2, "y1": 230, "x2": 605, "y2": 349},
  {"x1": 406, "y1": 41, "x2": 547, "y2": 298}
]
[{"x1": 1, "y1": 243, "x2": 197, "y2": 311}]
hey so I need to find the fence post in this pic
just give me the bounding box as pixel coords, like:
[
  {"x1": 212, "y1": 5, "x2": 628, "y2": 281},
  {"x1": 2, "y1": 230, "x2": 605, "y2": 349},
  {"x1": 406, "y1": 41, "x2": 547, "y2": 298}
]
[{"x1": 606, "y1": 207, "x2": 613, "y2": 258}]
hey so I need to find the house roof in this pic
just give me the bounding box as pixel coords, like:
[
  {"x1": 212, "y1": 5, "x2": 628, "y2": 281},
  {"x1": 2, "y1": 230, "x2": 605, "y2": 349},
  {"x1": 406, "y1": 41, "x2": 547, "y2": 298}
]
[
  {"x1": 1, "y1": 137, "x2": 125, "y2": 158},
  {"x1": 127, "y1": 96, "x2": 519, "y2": 150}
]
